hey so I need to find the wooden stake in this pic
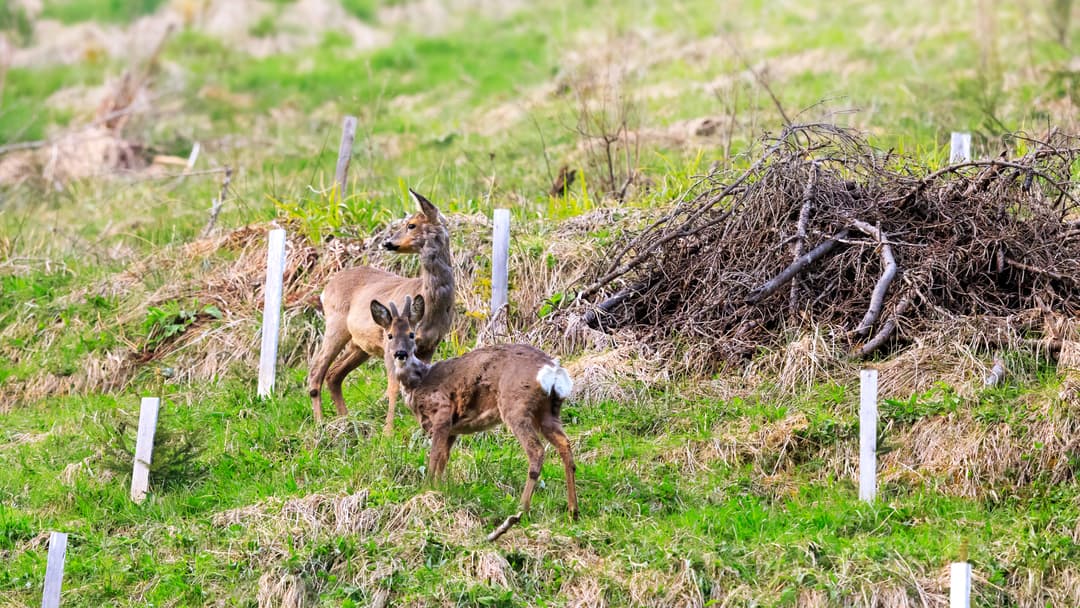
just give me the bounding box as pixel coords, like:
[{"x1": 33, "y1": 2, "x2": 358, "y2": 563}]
[
  {"x1": 258, "y1": 229, "x2": 287, "y2": 398},
  {"x1": 859, "y1": 369, "x2": 878, "y2": 503},
  {"x1": 950, "y1": 562, "x2": 972, "y2": 608},
  {"x1": 130, "y1": 397, "x2": 160, "y2": 503},
  {"x1": 41, "y1": 531, "x2": 68, "y2": 608},
  {"x1": 334, "y1": 116, "x2": 358, "y2": 201},
  {"x1": 950, "y1": 132, "x2": 972, "y2": 163},
  {"x1": 490, "y1": 208, "x2": 511, "y2": 333}
]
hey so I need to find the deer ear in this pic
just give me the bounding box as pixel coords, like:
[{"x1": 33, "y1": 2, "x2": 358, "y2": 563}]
[
  {"x1": 409, "y1": 188, "x2": 442, "y2": 225},
  {"x1": 370, "y1": 300, "x2": 392, "y2": 329},
  {"x1": 410, "y1": 294, "x2": 425, "y2": 325}
]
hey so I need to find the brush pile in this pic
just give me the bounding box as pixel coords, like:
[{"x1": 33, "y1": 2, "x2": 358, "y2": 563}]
[{"x1": 577, "y1": 123, "x2": 1080, "y2": 373}]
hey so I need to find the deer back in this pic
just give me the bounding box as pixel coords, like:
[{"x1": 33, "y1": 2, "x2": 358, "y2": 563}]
[{"x1": 405, "y1": 344, "x2": 559, "y2": 435}]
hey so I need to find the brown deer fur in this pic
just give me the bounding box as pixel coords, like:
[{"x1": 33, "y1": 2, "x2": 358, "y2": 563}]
[
  {"x1": 307, "y1": 190, "x2": 454, "y2": 433},
  {"x1": 371, "y1": 295, "x2": 579, "y2": 523}
]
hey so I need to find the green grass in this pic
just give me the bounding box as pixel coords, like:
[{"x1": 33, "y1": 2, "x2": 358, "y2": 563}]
[
  {"x1": 40, "y1": 0, "x2": 167, "y2": 24},
  {"x1": 0, "y1": 62, "x2": 110, "y2": 142},
  {"x1": 0, "y1": 2, "x2": 33, "y2": 45},
  {"x1": 2, "y1": 0, "x2": 1080, "y2": 605},
  {"x1": 1, "y1": 372, "x2": 1076, "y2": 605}
]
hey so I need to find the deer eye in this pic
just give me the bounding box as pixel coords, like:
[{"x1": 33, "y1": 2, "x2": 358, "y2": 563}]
[
  {"x1": 407, "y1": 223, "x2": 416, "y2": 230},
  {"x1": 386, "y1": 334, "x2": 393, "y2": 340},
  {"x1": 408, "y1": 332, "x2": 415, "y2": 339}
]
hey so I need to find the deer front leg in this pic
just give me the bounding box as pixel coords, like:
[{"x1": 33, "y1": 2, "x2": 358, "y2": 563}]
[
  {"x1": 382, "y1": 350, "x2": 401, "y2": 436},
  {"x1": 427, "y1": 423, "x2": 455, "y2": 481}
]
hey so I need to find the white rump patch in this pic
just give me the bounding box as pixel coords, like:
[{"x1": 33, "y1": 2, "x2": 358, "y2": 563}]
[{"x1": 536, "y1": 361, "x2": 573, "y2": 399}]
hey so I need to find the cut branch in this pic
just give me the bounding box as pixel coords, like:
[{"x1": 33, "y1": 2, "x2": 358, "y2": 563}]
[
  {"x1": 850, "y1": 219, "x2": 898, "y2": 337},
  {"x1": 746, "y1": 229, "x2": 849, "y2": 305},
  {"x1": 486, "y1": 511, "x2": 523, "y2": 542},
  {"x1": 857, "y1": 293, "x2": 913, "y2": 358}
]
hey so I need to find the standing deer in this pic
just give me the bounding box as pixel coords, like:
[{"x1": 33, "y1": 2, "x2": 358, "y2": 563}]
[
  {"x1": 307, "y1": 190, "x2": 454, "y2": 434},
  {"x1": 371, "y1": 295, "x2": 579, "y2": 537}
]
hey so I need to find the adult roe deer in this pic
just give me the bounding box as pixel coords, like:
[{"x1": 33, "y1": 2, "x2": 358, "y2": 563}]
[
  {"x1": 307, "y1": 190, "x2": 454, "y2": 433},
  {"x1": 371, "y1": 295, "x2": 579, "y2": 538}
]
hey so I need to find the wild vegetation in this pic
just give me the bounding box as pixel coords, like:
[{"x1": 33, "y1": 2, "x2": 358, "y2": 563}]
[{"x1": 1, "y1": 0, "x2": 1079, "y2": 606}]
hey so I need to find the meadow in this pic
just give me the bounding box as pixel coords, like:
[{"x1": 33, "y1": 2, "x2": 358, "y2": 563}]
[{"x1": 1, "y1": 0, "x2": 1078, "y2": 606}]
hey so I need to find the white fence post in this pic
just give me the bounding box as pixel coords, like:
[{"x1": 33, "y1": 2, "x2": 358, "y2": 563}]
[
  {"x1": 185, "y1": 141, "x2": 200, "y2": 170},
  {"x1": 950, "y1": 561, "x2": 972, "y2": 608},
  {"x1": 130, "y1": 396, "x2": 160, "y2": 503},
  {"x1": 258, "y1": 228, "x2": 287, "y2": 398},
  {"x1": 41, "y1": 531, "x2": 68, "y2": 608},
  {"x1": 859, "y1": 369, "x2": 878, "y2": 503},
  {"x1": 490, "y1": 208, "x2": 511, "y2": 327},
  {"x1": 335, "y1": 116, "x2": 358, "y2": 200},
  {"x1": 950, "y1": 132, "x2": 971, "y2": 163}
]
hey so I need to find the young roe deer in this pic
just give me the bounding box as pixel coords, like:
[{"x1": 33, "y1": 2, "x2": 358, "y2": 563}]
[
  {"x1": 371, "y1": 295, "x2": 579, "y2": 535},
  {"x1": 307, "y1": 190, "x2": 454, "y2": 433}
]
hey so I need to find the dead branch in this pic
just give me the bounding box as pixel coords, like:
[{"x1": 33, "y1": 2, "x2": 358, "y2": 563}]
[
  {"x1": 857, "y1": 293, "x2": 914, "y2": 358},
  {"x1": 746, "y1": 229, "x2": 849, "y2": 305},
  {"x1": 486, "y1": 511, "x2": 523, "y2": 542},
  {"x1": 850, "y1": 219, "x2": 898, "y2": 337},
  {"x1": 790, "y1": 162, "x2": 819, "y2": 309},
  {"x1": 1005, "y1": 257, "x2": 1076, "y2": 285}
]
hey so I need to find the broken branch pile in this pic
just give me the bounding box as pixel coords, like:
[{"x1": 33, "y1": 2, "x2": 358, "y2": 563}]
[{"x1": 579, "y1": 123, "x2": 1080, "y2": 371}]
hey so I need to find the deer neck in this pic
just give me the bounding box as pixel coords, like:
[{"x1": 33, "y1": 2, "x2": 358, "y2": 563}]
[{"x1": 417, "y1": 230, "x2": 454, "y2": 352}]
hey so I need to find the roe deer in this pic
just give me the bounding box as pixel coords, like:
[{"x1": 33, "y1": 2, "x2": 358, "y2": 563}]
[
  {"x1": 371, "y1": 295, "x2": 579, "y2": 537},
  {"x1": 307, "y1": 190, "x2": 454, "y2": 433}
]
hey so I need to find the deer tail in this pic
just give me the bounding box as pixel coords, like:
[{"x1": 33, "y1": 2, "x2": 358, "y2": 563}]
[{"x1": 536, "y1": 358, "x2": 573, "y2": 416}]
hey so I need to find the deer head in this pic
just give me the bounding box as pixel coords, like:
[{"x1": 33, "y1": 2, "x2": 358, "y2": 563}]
[
  {"x1": 383, "y1": 190, "x2": 446, "y2": 254},
  {"x1": 371, "y1": 295, "x2": 427, "y2": 376}
]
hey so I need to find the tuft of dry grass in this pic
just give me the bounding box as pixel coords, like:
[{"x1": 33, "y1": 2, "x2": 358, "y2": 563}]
[{"x1": 256, "y1": 570, "x2": 308, "y2": 608}]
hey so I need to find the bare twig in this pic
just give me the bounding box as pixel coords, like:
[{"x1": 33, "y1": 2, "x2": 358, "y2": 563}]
[
  {"x1": 202, "y1": 166, "x2": 233, "y2": 237},
  {"x1": 722, "y1": 35, "x2": 792, "y2": 126},
  {"x1": 790, "y1": 162, "x2": 819, "y2": 308},
  {"x1": 1005, "y1": 256, "x2": 1075, "y2": 284}
]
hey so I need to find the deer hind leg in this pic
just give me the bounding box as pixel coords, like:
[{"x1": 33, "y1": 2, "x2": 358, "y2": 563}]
[
  {"x1": 540, "y1": 416, "x2": 579, "y2": 520},
  {"x1": 508, "y1": 418, "x2": 547, "y2": 514},
  {"x1": 307, "y1": 319, "x2": 352, "y2": 423},
  {"x1": 382, "y1": 350, "x2": 401, "y2": 437},
  {"x1": 326, "y1": 344, "x2": 369, "y2": 417}
]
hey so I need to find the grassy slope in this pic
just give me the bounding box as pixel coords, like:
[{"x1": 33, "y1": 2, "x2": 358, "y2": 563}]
[{"x1": 2, "y1": 0, "x2": 1079, "y2": 606}]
